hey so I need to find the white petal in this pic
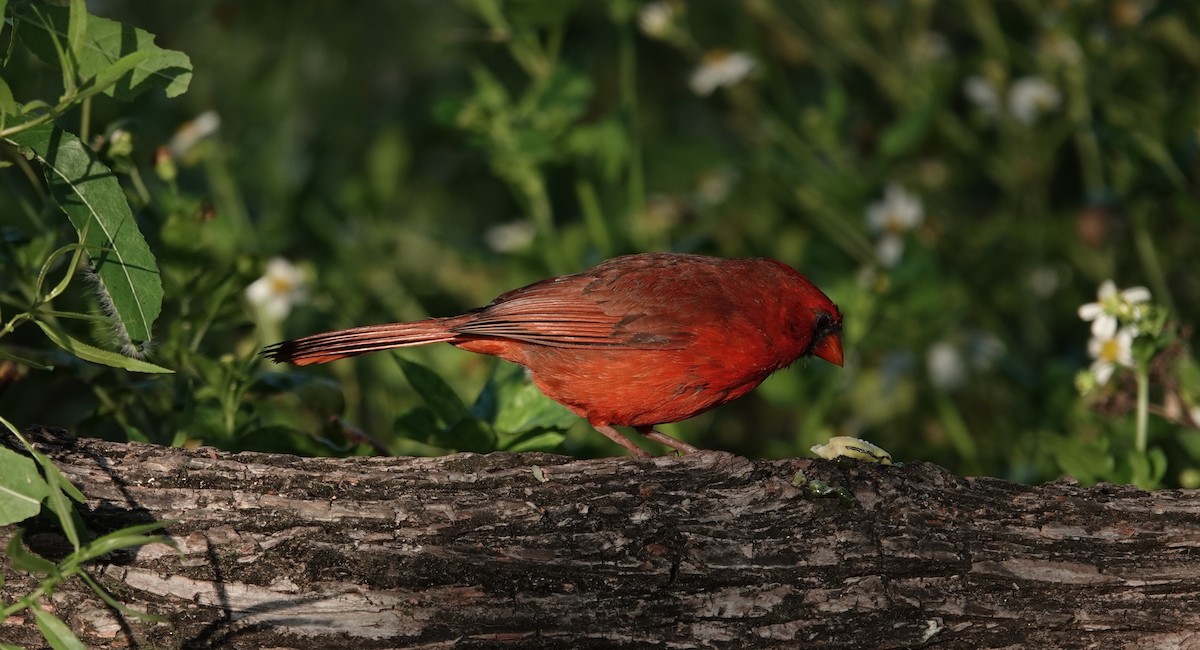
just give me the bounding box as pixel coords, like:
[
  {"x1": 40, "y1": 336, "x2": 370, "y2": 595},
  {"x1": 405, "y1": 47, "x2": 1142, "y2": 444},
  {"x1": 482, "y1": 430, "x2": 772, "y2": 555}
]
[
  {"x1": 1120, "y1": 286, "x2": 1151, "y2": 303},
  {"x1": 875, "y1": 234, "x2": 905, "y2": 267},
  {"x1": 1096, "y1": 280, "x2": 1117, "y2": 300},
  {"x1": 245, "y1": 277, "x2": 273, "y2": 307},
  {"x1": 927, "y1": 342, "x2": 967, "y2": 391},
  {"x1": 1091, "y1": 361, "x2": 1114, "y2": 385},
  {"x1": 1090, "y1": 315, "x2": 1117, "y2": 339},
  {"x1": 1077, "y1": 302, "x2": 1103, "y2": 321}
]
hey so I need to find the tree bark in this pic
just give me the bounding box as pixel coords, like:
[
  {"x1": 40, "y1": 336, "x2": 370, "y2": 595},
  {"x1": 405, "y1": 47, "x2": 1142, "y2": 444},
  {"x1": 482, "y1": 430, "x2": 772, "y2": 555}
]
[{"x1": 2, "y1": 427, "x2": 1199, "y2": 649}]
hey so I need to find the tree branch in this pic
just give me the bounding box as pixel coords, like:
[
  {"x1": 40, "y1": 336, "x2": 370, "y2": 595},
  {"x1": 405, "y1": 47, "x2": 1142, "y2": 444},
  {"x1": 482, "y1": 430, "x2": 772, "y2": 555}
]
[{"x1": 2, "y1": 427, "x2": 1199, "y2": 649}]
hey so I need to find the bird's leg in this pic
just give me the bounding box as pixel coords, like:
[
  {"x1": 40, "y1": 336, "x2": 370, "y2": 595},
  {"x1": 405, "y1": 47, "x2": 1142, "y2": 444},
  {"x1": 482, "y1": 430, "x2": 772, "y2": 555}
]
[
  {"x1": 592, "y1": 424, "x2": 651, "y2": 458},
  {"x1": 636, "y1": 426, "x2": 700, "y2": 455}
]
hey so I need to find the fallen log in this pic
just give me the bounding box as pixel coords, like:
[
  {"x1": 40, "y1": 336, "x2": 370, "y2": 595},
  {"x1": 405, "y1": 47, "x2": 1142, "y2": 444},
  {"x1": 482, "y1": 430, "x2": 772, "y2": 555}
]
[{"x1": 2, "y1": 428, "x2": 1199, "y2": 649}]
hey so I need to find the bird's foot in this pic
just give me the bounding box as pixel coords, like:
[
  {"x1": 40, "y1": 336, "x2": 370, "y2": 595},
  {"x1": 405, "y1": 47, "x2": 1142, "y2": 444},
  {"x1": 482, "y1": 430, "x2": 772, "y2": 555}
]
[
  {"x1": 592, "y1": 424, "x2": 651, "y2": 458},
  {"x1": 637, "y1": 426, "x2": 699, "y2": 455}
]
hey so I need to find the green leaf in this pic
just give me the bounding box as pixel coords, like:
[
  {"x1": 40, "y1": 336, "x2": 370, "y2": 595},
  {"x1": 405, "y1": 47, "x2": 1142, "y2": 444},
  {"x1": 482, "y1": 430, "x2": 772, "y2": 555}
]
[
  {"x1": 79, "y1": 571, "x2": 164, "y2": 622},
  {"x1": 395, "y1": 356, "x2": 469, "y2": 426},
  {"x1": 473, "y1": 361, "x2": 576, "y2": 435},
  {"x1": 4, "y1": 123, "x2": 163, "y2": 343},
  {"x1": 75, "y1": 520, "x2": 171, "y2": 564},
  {"x1": 15, "y1": 4, "x2": 192, "y2": 99},
  {"x1": 35, "y1": 319, "x2": 173, "y2": 373},
  {"x1": 67, "y1": 0, "x2": 87, "y2": 66},
  {"x1": 75, "y1": 49, "x2": 157, "y2": 103},
  {"x1": 5, "y1": 531, "x2": 57, "y2": 574},
  {"x1": 0, "y1": 447, "x2": 50, "y2": 526},
  {"x1": 31, "y1": 604, "x2": 86, "y2": 650},
  {"x1": 0, "y1": 75, "x2": 16, "y2": 119},
  {"x1": 440, "y1": 417, "x2": 497, "y2": 454},
  {"x1": 34, "y1": 449, "x2": 84, "y2": 551}
]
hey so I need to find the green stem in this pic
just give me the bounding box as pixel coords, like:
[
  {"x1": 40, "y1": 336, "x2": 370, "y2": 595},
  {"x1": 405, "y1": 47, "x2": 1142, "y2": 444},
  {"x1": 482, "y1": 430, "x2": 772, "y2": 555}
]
[
  {"x1": 1135, "y1": 364, "x2": 1149, "y2": 454},
  {"x1": 79, "y1": 95, "x2": 92, "y2": 143}
]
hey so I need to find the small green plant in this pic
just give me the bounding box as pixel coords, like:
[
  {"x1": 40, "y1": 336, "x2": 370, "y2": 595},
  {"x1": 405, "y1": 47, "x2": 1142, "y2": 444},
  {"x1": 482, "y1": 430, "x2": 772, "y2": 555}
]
[
  {"x1": 1, "y1": 2, "x2": 188, "y2": 645},
  {"x1": 0, "y1": 420, "x2": 172, "y2": 649}
]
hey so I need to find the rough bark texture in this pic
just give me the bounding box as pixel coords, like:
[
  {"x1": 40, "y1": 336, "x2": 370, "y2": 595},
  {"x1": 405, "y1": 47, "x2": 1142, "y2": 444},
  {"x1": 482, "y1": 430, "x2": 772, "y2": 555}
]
[{"x1": 2, "y1": 427, "x2": 1200, "y2": 649}]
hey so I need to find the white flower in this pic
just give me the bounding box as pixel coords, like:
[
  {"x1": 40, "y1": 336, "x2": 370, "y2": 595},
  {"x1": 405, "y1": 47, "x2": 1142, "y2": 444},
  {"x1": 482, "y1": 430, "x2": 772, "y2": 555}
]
[
  {"x1": 867, "y1": 184, "x2": 924, "y2": 235},
  {"x1": 866, "y1": 184, "x2": 923, "y2": 267},
  {"x1": 1007, "y1": 76, "x2": 1061, "y2": 124},
  {"x1": 1078, "y1": 280, "x2": 1152, "y2": 336},
  {"x1": 689, "y1": 51, "x2": 756, "y2": 96},
  {"x1": 169, "y1": 110, "x2": 221, "y2": 158},
  {"x1": 874, "y1": 235, "x2": 905, "y2": 268},
  {"x1": 638, "y1": 1, "x2": 677, "y2": 39},
  {"x1": 246, "y1": 257, "x2": 307, "y2": 322},
  {"x1": 1086, "y1": 320, "x2": 1135, "y2": 385},
  {"x1": 927, "y1": 341, "x2": 967, "y2": 391},
  {"x1": 963, "y1": 75, "x2": 1000, "y2": 117},
  {"x1": 485, "y1": 220, "x2": 537, "y2": 253}
]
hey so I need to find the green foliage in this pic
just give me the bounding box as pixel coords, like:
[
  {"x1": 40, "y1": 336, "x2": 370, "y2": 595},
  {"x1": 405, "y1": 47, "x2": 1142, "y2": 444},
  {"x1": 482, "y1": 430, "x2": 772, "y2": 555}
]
[
  {"x1": 0, "y1": 2, "x2": 1196, "y2": 483},
  {"x1": 394, "y1": 357, "x2": 572, "y2": 454},
  {"x1": 14, "y1": 3, "x2": 192, "y2": 100},
  {"x1": 0, "y1": 446, "x2": 48, "y2": 525},
  {"x1": 6, "y1": 122, "x2": 164, "y2": 343},
  {"x1": 0, "y1": 422, "x2": 168, "y2": 649}
]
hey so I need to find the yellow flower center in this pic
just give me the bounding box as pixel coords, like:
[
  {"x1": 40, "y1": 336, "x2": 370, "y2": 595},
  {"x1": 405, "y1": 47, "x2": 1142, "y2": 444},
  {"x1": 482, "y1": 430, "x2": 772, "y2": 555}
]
[
  {"x1": 1099, "y1": 338, "x2": 1120, "y2": 362},
  {"x1": 270, "y1": 276, "x2": 294, "y2": 295}
]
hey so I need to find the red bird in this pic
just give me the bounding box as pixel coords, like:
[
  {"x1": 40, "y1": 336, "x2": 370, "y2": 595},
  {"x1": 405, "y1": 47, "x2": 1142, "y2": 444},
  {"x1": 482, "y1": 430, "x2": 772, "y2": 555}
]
[{"x1": 263, "y1": 253, "x2": 843, "y2": 457}]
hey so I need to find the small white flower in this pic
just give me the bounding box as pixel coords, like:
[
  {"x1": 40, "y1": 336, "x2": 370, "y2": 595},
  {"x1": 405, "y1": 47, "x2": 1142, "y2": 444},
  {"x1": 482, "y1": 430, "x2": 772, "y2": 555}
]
[
  {"x1": 638, "y1": 1, "x2": 677, "y2": 39},
  {"x1": 169, "y1": 110, "x2": 221, "y2": 158},
  {"x1": 485, "y1": 220, "x2": 537, "y2": 253},
  {"x1": 867, "y1": 184, "x2": 924, "y2": 235},
  {"x1": 963, "y1": 76, "x2": 1000, "y2": 117},
  {"x1": 866, "y1": 184, "x2": 923, "y2": 267},
  {"x1": 1007, "y1": 76, "x2": 1061, "y2": 124},
  {"x1": 1086, "y1": 322, "x2": 1135, "y2": 385},
  {"x1": 927, "y1": 341, "x2": 967, "y2": 391},
  {"x1": 246, "y1": 257, "x2": 307, "y2": 322},
  {"x1": 1078, "y1": 280, "x2": 1152, "y2": 336},
  {"x1": 689, "y1": 51, "x2": 756, "y2": 96},
  {"x1": 874, "y1": 234, "x2": 905, "y2": 268}
]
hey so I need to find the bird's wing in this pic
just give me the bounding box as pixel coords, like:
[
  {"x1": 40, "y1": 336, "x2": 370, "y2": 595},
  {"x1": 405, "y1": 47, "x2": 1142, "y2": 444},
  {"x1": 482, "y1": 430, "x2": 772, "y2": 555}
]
[{"x1": 451, "y1": 274, "x2": 694, "y2": 349}]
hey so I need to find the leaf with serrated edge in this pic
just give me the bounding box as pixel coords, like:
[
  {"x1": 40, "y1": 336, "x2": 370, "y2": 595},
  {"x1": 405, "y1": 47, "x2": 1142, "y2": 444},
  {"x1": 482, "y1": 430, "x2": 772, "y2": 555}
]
[
  {"x1": 14, "y1": 4, "x2": 192, "y2": 99},
  {"x1": 5, "y1": 123, "x2": 163, "y2": 343}
]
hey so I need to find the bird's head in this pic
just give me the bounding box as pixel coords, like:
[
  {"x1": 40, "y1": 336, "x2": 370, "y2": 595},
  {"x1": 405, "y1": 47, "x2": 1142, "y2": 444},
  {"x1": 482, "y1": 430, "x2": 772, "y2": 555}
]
[{"x1": 806, "y1": 308, "x2": 843, "y2": 367}]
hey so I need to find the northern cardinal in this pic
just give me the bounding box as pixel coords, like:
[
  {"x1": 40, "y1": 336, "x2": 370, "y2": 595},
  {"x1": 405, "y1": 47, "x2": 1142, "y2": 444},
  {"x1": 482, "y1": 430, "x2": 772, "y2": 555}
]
[{"x1": 263, "y1": 253, "x2": 843, "y2": 457}]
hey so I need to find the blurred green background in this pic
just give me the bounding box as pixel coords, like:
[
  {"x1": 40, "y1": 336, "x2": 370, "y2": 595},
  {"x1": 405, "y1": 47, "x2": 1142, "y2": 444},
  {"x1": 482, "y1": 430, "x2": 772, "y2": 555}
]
[{"x1": 2, "y1": 1, "x2": 1198, "y2": 485}]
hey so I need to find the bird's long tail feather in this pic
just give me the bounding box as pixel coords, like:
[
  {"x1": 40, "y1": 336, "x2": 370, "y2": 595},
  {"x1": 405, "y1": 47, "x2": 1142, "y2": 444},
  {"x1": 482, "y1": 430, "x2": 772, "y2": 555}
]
[{"x1": 262, "y1": 318, "x2": 464, "y2": 365}]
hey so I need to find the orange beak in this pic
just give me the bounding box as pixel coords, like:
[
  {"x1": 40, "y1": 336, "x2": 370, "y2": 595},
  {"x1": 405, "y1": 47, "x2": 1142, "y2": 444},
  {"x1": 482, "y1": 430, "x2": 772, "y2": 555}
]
[{"x1": 811, "y1": 333, "x2": 844, "y2": 367}]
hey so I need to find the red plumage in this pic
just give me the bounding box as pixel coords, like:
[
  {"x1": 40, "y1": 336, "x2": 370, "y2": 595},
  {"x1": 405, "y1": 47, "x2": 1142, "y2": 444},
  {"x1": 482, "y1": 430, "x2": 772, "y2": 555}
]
[{"x1": 263, "y1": 253, "x2": 843, "y2": 456}]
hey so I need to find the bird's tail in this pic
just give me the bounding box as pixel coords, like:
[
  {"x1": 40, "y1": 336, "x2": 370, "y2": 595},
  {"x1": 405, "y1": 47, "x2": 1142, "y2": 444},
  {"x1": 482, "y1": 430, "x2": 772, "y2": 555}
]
[{"x1": 262, "y1": 317, "x2": 467, "y2": 366}]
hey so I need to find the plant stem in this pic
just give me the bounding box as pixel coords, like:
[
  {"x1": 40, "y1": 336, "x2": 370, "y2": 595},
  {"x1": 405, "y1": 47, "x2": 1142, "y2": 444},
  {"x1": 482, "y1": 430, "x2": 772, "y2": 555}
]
[{"x1": 1135, "y1": 364, "x2": 1149, "y2": 454}]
